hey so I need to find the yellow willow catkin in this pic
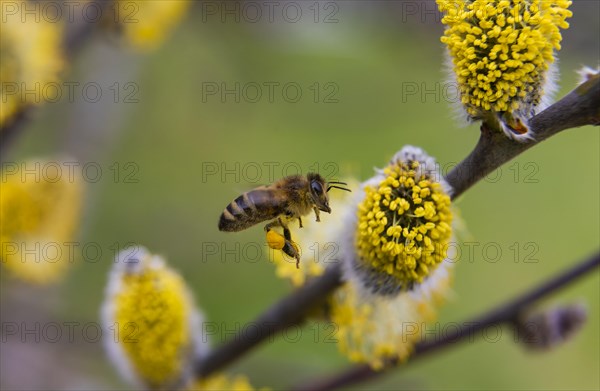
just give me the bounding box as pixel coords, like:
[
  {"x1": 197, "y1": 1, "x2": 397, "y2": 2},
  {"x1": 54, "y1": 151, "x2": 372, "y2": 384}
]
[{"x1": 438, "y1": 0, "x2": 572, "y2": 117}]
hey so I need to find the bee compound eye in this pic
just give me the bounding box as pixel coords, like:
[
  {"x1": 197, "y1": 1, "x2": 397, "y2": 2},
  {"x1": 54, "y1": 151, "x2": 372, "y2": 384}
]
[{"x1": 311, "y1": 181, "x2": 323, "y2": 195}]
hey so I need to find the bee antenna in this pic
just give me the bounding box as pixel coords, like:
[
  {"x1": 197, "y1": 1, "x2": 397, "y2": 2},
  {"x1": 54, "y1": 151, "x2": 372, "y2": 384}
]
[
  {"x1": 328, "y1": 185, "x2": 351, "y2": 192},
  {"x1": 328, "y1": 181, "x2": 348, "y2": 185}
]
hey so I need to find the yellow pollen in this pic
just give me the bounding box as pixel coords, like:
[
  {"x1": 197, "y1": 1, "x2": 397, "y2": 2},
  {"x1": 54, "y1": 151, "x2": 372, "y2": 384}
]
[
  {"x1": 355, "y1": 161, "x2": 453, "y2": 287},
  {"x1": 113, "y1": 256, "x2": 193, "y2": 388},
  {"x1": 437, "y1": 0, "x2": 572, "y2": 118}
]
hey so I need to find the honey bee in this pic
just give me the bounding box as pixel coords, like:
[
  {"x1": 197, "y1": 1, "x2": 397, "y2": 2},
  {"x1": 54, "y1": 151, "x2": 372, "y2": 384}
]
[{"x1": 218, "y1": 173, "x2": 350, "y2": 268}]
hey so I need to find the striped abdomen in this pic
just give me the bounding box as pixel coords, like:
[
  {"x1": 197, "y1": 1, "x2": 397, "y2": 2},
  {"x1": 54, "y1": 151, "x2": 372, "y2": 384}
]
[{"x1": 218, "y1": 187, "x2": 287, "y2": 232}]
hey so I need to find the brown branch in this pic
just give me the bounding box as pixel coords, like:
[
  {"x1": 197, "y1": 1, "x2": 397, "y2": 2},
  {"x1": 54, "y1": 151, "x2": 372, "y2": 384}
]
[
  {"x1": 193, "y1": 78, "x2": 599, "y2": 380},
  {"x1": 445, "y1": 75, "x2": 600, "y2": 199},
  {"x1": 294, "y1": 251, "x2": 600, "y2": 391},
  {"x1": 195, "y1": 263, "x2": 343, "y2": 377}
]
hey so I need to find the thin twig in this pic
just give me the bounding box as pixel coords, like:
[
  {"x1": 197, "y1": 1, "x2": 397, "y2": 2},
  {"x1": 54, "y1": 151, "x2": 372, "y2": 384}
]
[
  {"x1": 294, "y1": 251, "x2": 600, "y2": 391},
  {"x1": 0, "y1": 107, "x2": 34, "y2": 157},
  {"x1": 194, "y1": 78, "x2": 599, "y2": 379}
]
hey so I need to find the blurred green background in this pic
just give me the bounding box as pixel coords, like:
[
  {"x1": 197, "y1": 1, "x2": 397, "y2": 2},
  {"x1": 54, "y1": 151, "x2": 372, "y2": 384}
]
[{"x1": 2, "y1": 1, "x2": 599, "y2": 390}]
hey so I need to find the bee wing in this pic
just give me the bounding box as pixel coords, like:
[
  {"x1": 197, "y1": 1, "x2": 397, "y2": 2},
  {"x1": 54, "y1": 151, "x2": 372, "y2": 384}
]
[{"x1": 230, "y1": 183, "x2": 265, "y2": 194}]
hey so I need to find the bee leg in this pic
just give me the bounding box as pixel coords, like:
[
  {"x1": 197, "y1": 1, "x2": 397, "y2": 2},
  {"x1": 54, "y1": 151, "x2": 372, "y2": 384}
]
[
  {"x1": 264, "y1": 220, "x2": 280, "y2": 232},
  {"x1": 282, "y1": 224, "x2": 292, "y2": 241},
  {"x1": 313, "y1": 206, "x2": 321, "y2": 222},
  {"x1": 298, "y1": 217, "x2": 303, "y2": 228},
  {"x1": 282, "y1": 225, "x2": 301, "y2": 269},
  {"x1": 281, "y1": 241, "x2": 300, "y2": 269}
]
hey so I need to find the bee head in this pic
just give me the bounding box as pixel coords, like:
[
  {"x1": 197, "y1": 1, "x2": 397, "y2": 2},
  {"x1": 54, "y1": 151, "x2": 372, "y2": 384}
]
[
  {"x1": 308, "y1": 173, "x2": 330, "y2": 213},
  {"x1": 307, "y1": 173, "x2": 351, "y2": 213}
]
